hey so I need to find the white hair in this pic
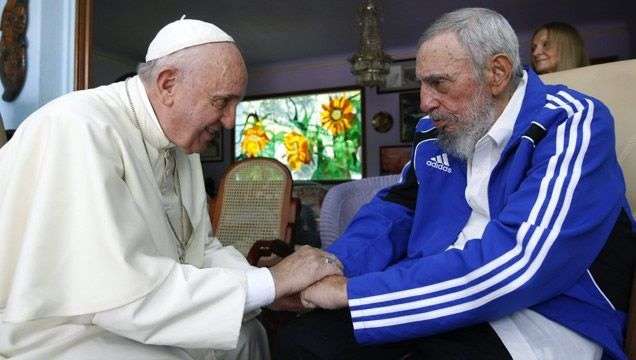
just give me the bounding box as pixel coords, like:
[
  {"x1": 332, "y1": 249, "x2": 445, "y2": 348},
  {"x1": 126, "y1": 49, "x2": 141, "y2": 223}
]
[{"x1": 418, "y1": 8, "x2": 523, "y2": 89}]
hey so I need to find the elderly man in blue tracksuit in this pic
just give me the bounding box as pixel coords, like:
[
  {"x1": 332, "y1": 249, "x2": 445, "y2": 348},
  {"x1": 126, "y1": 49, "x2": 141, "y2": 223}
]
[{"x1": 278, "y1": 7, "x2": 636, "y2": 360}]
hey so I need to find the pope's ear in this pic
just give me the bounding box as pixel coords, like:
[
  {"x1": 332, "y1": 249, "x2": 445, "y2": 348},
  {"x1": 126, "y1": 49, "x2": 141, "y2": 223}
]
[
  {"x1": 487, "y1": 53, "x2": 513, "y2": 97},
  {"x1": 155, "y1": 68, "x2": 178, "y2": 107}
]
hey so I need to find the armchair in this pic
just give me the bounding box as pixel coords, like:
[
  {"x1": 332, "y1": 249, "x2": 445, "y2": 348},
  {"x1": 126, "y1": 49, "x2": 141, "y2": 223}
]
[
  {"x1": 319, "y1": 174, "x2": 401, "y2": 249},
  {"x1": 540, "y1": 59, "x2": 636, "y2": 359}
]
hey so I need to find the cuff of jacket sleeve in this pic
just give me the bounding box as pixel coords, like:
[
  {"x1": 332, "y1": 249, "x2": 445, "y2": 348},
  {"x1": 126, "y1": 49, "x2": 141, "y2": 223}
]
[{"x1": 244, "y1": 267, "x2": 275, "y2": 312}]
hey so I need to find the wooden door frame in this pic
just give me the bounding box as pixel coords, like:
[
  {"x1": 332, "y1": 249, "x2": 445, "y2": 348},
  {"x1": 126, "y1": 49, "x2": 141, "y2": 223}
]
[{"x1": 74, "y1": 0, "x2": 93, "y2": 90}]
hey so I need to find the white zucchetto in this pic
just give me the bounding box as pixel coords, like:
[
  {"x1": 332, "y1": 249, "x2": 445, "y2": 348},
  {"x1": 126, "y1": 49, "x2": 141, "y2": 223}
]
[{"x1": 145, "y1": 16, "x2": 234, "y2": 62}]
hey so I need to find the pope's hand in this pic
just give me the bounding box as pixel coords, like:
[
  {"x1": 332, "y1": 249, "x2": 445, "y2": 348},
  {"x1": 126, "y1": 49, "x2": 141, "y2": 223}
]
[
  {"x1": 300, "y1": 275, "x2": 348, "y2": 310},
  {"x1": 269, "y1": 245, "x2": 343, "y2": 299}
]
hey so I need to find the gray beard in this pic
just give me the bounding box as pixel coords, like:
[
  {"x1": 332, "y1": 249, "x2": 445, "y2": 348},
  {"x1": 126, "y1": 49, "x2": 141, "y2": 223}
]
[{"x1": 433, "y1": 93, "x2": 497, "y2": 160}]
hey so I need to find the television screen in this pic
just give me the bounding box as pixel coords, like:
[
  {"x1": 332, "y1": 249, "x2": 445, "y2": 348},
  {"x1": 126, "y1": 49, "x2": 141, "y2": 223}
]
[{"x1": 234, "y1": 88, "x2": 364, "y2": 181}]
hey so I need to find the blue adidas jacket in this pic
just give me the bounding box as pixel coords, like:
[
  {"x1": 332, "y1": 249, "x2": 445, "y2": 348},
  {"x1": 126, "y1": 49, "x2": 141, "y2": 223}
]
[{"x1": 328, "y1": 70, "x2": 635, "y2": 360}]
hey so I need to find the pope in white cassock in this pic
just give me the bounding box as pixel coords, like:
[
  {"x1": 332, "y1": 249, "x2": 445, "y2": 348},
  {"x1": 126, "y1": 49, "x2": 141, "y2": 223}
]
[{"x1": 0, "y1": 18, "x2": 342, "y2": 359}]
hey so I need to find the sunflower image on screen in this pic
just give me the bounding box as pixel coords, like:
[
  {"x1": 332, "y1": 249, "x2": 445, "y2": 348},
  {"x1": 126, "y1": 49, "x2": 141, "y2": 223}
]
[{"x1": 234, "y1": 89, "x2": 363, "y2": 181}]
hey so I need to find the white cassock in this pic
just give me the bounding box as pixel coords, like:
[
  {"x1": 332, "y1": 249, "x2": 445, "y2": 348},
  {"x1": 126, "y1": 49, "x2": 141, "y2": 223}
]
[{"x1": 0, "y1": 76, "x2": 274, "y2": 359}]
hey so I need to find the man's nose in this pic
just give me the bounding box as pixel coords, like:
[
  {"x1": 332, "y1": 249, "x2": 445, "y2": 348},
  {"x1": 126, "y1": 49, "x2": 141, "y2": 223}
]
[{"x1": 419, "y1": 87, "x2": 438, "y2": 114}]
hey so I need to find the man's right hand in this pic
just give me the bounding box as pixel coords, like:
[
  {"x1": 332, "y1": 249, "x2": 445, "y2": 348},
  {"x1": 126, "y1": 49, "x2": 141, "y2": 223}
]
[{"x1": 269, "y1": 245, "x2": 343, "y2": 299}]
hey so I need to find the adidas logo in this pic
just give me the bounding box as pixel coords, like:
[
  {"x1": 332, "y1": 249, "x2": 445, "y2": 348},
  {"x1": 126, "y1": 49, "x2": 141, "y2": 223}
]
[{"x1": 426, "y1": 153, "x2": 452, "y2": 173}]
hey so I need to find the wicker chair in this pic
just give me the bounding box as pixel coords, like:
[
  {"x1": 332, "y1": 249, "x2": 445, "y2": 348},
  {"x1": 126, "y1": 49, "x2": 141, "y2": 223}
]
[{"x1": 211, "y1": 158, "x2": 297, "y2": 264}]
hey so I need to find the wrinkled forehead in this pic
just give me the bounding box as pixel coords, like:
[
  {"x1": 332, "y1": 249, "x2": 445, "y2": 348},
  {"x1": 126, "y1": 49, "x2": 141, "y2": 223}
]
[
  {"x1": 205, "y1": 42, "x2": 246, "y2": 71},
  {"x1": 201, "y1": 44, "x2": 248, "y2": 97},
  {"x1": 416, "y1": 32, "x2": 474, "y2": 77},
  {"x1": 195, "y1": 43, "x2": 247, "y2": 79}
]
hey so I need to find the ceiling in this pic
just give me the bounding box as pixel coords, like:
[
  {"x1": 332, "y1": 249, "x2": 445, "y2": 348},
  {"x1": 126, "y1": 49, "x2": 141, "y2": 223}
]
[{"x1": 94, "y1": 0, "x2": 635, "y2": 68}]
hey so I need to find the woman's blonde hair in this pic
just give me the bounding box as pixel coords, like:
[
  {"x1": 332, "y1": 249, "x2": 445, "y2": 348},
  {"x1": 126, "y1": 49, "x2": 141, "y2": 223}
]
[{"x1": 533, "y1": 22, "x2": 589, "y2": 72}]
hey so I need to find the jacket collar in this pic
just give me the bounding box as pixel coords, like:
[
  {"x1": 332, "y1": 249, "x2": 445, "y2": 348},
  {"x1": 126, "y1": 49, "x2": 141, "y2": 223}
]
[{"x1": 502, "y1": 67, "x2": 549, "y2": 154}]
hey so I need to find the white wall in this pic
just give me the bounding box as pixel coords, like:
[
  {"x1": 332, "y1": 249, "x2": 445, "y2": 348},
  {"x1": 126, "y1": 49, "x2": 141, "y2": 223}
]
[{"x1": 0, "y1": 0, "x2": 75, "y2": 129}]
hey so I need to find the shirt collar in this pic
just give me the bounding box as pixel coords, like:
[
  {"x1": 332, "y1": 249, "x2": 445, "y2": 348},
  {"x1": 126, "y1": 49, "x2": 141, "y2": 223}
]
[
  {"x1": 132, "y1": 76, "x2": 175, "y2": 150},
  {"x1": 486, "y1": 70, "x2": 528, "y2": 147}
]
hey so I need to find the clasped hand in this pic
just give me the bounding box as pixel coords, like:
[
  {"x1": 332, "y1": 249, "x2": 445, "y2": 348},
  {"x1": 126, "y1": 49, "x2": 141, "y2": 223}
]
[{"x1": 268, "y1": 245, "x2": 348, "y2": 311}]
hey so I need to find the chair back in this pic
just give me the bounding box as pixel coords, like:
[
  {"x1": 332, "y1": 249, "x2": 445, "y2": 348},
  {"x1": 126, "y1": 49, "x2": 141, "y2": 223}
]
[
  {"x1": 541, "y1": 60, "x2": 636, "y2": 359},
  {"x1": 213, "y1": 158, "x2": 296, "y2": 256},
  {"x1": 540, "y1": 60, "x2": 636, "y2": 217},
  {"x1": 320, "y1": 174, "x2": 400, "y2": 249}
]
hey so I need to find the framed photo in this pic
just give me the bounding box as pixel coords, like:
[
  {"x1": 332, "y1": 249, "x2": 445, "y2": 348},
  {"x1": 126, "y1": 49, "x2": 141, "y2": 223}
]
[
  {"x1": 201, "y1": 130, "x2": 223, "y2": 162},
  {"x1": 379, "y1": 145, "x2": 411, "y2": 175},
  {"x1": 399, "y1": 91, "x2": 423, "y2": 143},
  {"x1": 377, "y1": 58, "x2": 419, "y2": 94}
]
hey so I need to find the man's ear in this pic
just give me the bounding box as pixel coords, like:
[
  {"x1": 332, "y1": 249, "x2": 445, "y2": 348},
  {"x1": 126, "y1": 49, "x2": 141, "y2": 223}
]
[
  {"x1": 155, "y1": 68, "x2": 178, "y2": 107},
  {"x1": 487, "y1": 54, "x2": 513, "y2": 97}
]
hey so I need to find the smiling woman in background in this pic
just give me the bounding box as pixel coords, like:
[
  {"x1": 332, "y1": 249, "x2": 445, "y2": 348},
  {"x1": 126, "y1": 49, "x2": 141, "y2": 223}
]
[{"x1": 531, "y1": 22, "x2": 589, "y2": 74}]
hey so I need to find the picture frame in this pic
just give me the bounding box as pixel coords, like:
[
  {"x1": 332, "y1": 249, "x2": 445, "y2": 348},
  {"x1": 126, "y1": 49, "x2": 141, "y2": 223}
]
[
  {"x1": 399, "y1": 91, "x2": 423, "y2": 143},
  {"x1": 200, "y1": 130, "x2": 223, "y2": 162},
  {"x1": 376, "y1": 58, "x2": 419, "y2": 94},
  {"x1": 379, "y1": 145, "x2": 411, "y2": 175}
]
